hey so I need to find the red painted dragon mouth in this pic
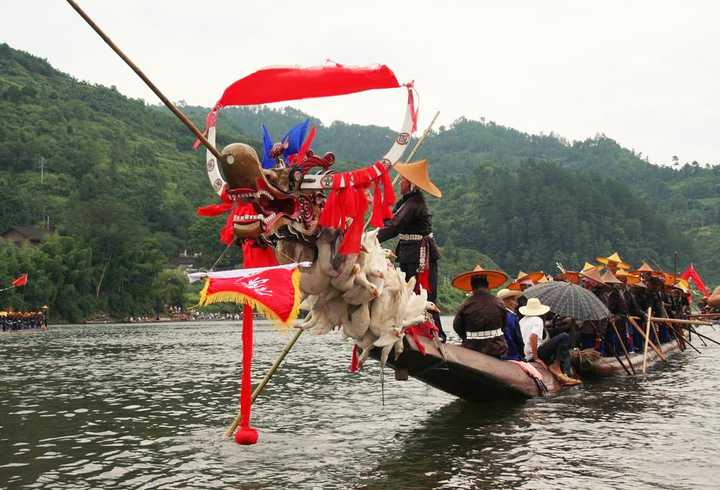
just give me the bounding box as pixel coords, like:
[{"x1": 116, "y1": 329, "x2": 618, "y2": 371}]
[{"x1": 228, "y1": 179, "x2": 300, "y2": 239}]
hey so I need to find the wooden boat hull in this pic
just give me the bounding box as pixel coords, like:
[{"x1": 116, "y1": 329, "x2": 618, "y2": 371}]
[
  {"x1": 375, "y1": 336, "x2": 683, "y2": 403},
  {"x1": 572, "y1": 339, "x2": 682, "y2": 377},
  {"x1": 374, "y1": 336, "x2": 562, "y2": 402}
]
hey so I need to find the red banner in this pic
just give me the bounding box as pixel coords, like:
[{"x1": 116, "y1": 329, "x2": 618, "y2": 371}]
[
  {"x1": 680, "y1": 264, "x2": 709, "y2": 297},
  {"x1": 212, "y1": 64, "x2": 400, "y2": 109},
  {"x1": 194, "y1": 64, "x2": 406, "y2": 149},
  {"x1": 12, "y1": 274, "x2": 28, "y2": 287},
  {"x1": 198, "y1": 264, "x2": 302, "y2": 326}
]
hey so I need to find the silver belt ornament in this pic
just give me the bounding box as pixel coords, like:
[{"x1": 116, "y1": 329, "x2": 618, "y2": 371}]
[
  {"x1": 466, "y1": 329, "x2": 503, "y2": 340},
  {"x1": 398, "y1": 232, "x2": 433, "y2": 241}
]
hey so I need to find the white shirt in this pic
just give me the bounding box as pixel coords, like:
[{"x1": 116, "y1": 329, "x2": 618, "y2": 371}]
[{"x1": 519, "y1": 315, "x2": 545, "y2": 361}]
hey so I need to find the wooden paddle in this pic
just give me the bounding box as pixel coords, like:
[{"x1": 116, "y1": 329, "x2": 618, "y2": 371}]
[
  {"x1": 627, "y1": 315, "x2": 667, "y2": 371},
  {"x1": 611, "y1": 319, "x2": 636, "y2": 375}
]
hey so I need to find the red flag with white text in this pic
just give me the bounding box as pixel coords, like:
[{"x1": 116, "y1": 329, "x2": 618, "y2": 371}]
[{"x1": 193, "y1": 263, "x2": 305, "y2": 326}]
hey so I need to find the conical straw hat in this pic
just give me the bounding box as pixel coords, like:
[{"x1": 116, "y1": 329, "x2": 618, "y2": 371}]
[
  {"x1": 600, "y1": 269, "x2": 623, "y2": 285},
  {"x1": 580, "y1": 268, "x2": 606, "y2": 285},
  {"x1": 674, "y1": 278, "x2": 690, "y2": 293},
  {"x1": 393, "y1": 160, "x2": 442, "y2": 198},
  {"x1": 452, "y1": 265, "x2": 508, "y2": 291},
  {"x1": 557, "y1": 271, "x2": 581, "y2": 284},
  {"x1": 596, "y1": 252, "x2": 631, "y2": 270},
  {"x1": 632, "y1": 262, "x2": 656, "y2": 274},
  {"x1": 508, "y1": 270, "x2": 544, "y2": 290},
  {"x1": 581, "y1": 262, "x2": 599, "y2": 273}
]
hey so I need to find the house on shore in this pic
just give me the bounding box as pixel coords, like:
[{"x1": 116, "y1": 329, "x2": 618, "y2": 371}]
[{"x1": 1, "y1": 226, "x2": 50, "y2": 247}]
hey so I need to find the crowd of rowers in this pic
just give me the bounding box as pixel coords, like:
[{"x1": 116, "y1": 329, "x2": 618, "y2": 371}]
[
  {"x1": 450, "y1": 252, "x2": 692, "y2": 386},
  {"x1": 0, "y1": 310, "x2": 47, "y2": 332}
]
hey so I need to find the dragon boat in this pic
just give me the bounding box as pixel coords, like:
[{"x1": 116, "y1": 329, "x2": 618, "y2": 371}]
[{"x1": 373, "y1": 335, "x2": 684, "y2": 402}]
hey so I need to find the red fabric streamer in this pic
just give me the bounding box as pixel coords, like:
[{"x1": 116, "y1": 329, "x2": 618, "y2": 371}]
[
  {"x1": 318, "y1": 162, "x2": 396, "y2": 254},
  {"x1": 339, "y1": 183, "x2": 367, "y2": 255},
  {"x1": 233, "y1": 245, "x2": 279, "y2": 445},
  {"x1": 242, "y1": 241, "x2": 278, "y2": 268},
  {"x1": 235, "y1": 303, "x2": 258, "y2": 445},
  {"x1": 290, "y1": 126, "x2": 317, "y2": 165},
  {"x1": 192, "y1": 110, "x2": 219, "y2": 150},
  {"x1": 370, "y1": 182, "x2": 384, "y2": 227},
  {"x1": 417, "y1": 268, "x2": 430, "y2": 294},
  {"x1": 196, "y1": 188, "x2": 243, "y2": 246},
  {"x1": 194, "y1": 64, "x2": 403, "y2": 149},
  {"x1": 349, "y1": 344, "x2": 359, "y2": 373},
  {"x1": 405, "y1": 321, "x2": 438, "y2": 355},
  {"x1": 196, "y1": 202, "x2": 233, "y2": 217},
  {"x1": 405, "y1": 83, "x2": 419, "y2": 133},
  {"x1": 378, "y1": 162, "x2": 396, "y2": 217},
  {"x1": 213, "y1": 64, "x2": 399, "y2": 109},
  {"x1": 680, "y1": 264, "x2": 709, "y2": 297},
  {"x1": 196, "y1": 187, "x2": 232, "y2": 217}
]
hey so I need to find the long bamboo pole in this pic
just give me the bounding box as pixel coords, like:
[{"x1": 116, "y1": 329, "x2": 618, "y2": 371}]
[
  {"x1": 611, "y1": 320, "x2": 636, "y2": 375},
  {"x1": 392, "y1": 111, "x2": 441, "y2": 185},
  {"x1": 678, "y1": 331, "x2": 701, "y2": 354},
  {"x1": 65, "y1": 0, "x2": 225, "y2": 162},
  {"x1": 224, "y1": 328, "x2": 304, "y2": 438},
  {"x1": 642, "y1": 308, "x2": 652, "y2": 373},
  {"x1": 678, "y1": 325, "x2": 720, "y2": 347},
  {"x1": 648, "y1": 316, "x2": 714, "y2": 326},
  {"x1": 628, "y1": 316, "x2": 668, "y2": 366}
]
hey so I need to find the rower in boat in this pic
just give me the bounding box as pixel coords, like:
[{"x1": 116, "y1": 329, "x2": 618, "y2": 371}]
[
  {"x1": 596, "y1": 251, "x2": 631, "y2": 276},
  {"x1": 615, "y1": 269, "x2": 647, "y2": 352},
  {"x1": 600, "y1": 269, "x2": 632, "y2": 357},
  {"x1": 509, "y1": 271, "x2": 544, "y2": 309},
  {"x1": 378, "y1": 160, "x2": 446, "y2": 341},
  {"x1": 451, "y1": 266, "x2": 509, "y2": 358},
  {"x1": 496, "y1": 288, "x2": 525, "y2": 360},
  {"x1": 578, "y1": 267, "x2": 609, "y2": 350},
  {"x1": 519, "y1": 298, "x2": 582, "y2": 386}
]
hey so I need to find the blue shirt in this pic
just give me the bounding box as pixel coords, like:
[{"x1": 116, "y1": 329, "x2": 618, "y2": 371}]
[{"x1": 502, "y1": 310, "x2": 525, "y2": 361}]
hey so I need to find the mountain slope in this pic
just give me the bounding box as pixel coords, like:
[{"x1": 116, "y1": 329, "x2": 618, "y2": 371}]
[{"x1": 0, "y1": 42, "x2": 716, "y2": 320}]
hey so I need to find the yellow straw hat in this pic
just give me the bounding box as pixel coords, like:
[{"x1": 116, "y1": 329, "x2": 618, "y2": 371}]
[
  {"x1": 596, "y1": 252, "x2": 631, "y2": 270},
  {"x1": 508, "y1": 271, "x2": 544, "y2": 290},
  {"x1": 452, "y1": 265, "x2": 508, "y2": 291},
  {"x1": 581, "y1": 262, "x2": 599, "y2": 273},
  {"x1": 496, "y1": 288, "x2": 522, "y2": 300},
  {"x1": 393, "y1": 160, "x2": 442, "y2": 198}
]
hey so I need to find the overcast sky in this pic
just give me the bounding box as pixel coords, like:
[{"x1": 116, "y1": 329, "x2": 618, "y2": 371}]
[{"x1": 2, "y1": 1, "x2": 718, "y2": 165}]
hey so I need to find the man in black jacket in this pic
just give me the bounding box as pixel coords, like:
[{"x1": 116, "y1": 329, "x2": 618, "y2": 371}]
[{"x1": 378, "y1": 160, "x2": 446, "y2": 341}]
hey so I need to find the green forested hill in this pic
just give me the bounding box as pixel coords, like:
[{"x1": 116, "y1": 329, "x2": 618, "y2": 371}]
[
  {"x1": 0, "y1": 43, "x2": 239, "y2": 320},
  {"x1": 1, "y1": 42, "x2": 717, "y2": 320},
  {"x1": 201, "y1": 101, "x2": 717, "y2": 278}
]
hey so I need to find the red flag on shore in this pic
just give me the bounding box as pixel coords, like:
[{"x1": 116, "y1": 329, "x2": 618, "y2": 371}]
[
  {"x1": 680, "y1": 264, "x2": 709, "y2": 297},
  {"x1": 12, "y1": 274, "x2": 28, "y2": 287}
]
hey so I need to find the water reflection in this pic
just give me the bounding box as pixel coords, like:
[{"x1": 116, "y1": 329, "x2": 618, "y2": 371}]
[{"x1": 1, "y1": 322, "x2": 719, "y2": 489}]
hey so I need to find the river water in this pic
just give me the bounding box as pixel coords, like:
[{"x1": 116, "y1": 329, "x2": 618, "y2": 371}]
[{"x1": 1, "y1": 319, "x2": 719, "y2": 489}]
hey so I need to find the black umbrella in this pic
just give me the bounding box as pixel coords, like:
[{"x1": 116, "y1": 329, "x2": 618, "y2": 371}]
[{"x1": 522, "y1": 281, "x2": 609, "y2": 321}]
